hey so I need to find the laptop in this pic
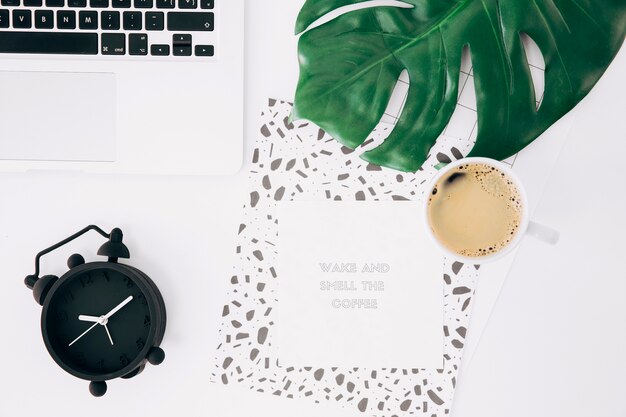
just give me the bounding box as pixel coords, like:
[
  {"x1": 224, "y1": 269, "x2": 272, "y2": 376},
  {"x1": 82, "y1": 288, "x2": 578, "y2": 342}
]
[{"x1": 0, "y1": 0, "x2": 244, "y2": 175}]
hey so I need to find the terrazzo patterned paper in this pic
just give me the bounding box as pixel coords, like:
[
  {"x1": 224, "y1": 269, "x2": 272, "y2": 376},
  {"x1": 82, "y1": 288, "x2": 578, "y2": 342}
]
[
  {"x1": 211, "y1": 99, "x2": 483, "y2": 416},
  {"x1": 212, "y1": 40, "x2": 548, "y2": 414}
]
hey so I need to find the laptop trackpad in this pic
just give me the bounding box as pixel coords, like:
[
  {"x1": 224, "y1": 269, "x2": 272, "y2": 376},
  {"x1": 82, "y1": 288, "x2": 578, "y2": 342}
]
[{"x1": 0, "y1": 71, "x2": 116, "y2": 162}]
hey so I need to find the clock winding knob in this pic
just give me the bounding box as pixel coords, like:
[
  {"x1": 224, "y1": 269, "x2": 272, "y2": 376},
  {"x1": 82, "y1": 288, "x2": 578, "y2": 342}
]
[
  {"x1": 67, "y1": 253, "x2": 85, "y2": 269},
  {"x1": 24, "y1": 275, "x2": 38, "y2": 289}
]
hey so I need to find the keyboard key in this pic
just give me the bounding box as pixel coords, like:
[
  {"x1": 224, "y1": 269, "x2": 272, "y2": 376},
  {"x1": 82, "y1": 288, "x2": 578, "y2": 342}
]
[
  {"x1": 167, "y1": 12, "x2": 212, "y2": 31},
  {"x1": 79, "y1": 10, "x2": 97, "y2": 29},
  {"x1": 101, "y1": 33, "x2": 125, "y2": 55},
  {"x1": 129, "y1": 33, "x2": 147, "y2": 55},
  {"x1": 45, "y1": 0, "x2": 64, "y2": 6},
  {"x1": 177, "y1": 0, "x2": 195, "y2": 9},
  {"x1": 12, "y1": 10, "x2": 31, "y2": 28},
  {"x1": 111, "y1": 0, "x2": 129, "y2": 7},
  {"x1": 155, "y1": 0, "x2": 172, "y2": 7},
  {"x1": 172, "y1": 33, "x2": 191, "y2": 56},
  {"x1": 89, "y1": 0, "x2": 107, "y2": 7},
  {"x1": 200, "y1": 0, "x2": 212, "y2": 9},
  {"x1": 0, "y1": 32, "x2": 97, "y2": 54},
  {"x1": 24, "y1": 0, "x2": 42, "y2": 6},
  {"x1": 35, "y1": 10, "x2": 53, "y2": 28},
  {"x1": 194, "y1": 44, "x2": 213, "y2": 56},
  {"x1": 173, "y1": 45, "x2": 190, "y2": 56},
  {"x1": 123, "y1": 11, "x2": 141, "y2": 30},
  {"x1": 1, "y1": 0, "x2": 19, "y2": 6},
  {"x1": 145, "y1": 11, "x2": 163, "y2": 30},
  {"x1": 172, "y1": 33, "x2": 191, "y2": 45},
  {"x1": 133, "y1": 0, "x2": 151, "y2": 8},
  {"x1": 57, "y1": 10, "x2": 76, "y2": 29},
  {"x1": 0, "y1": 10, "x2": 8, "y2": 28},
  {"x1": 68, "y1": 0, "x2": 86, "y2": 6},
  {"x1": 101, "y1": 11, "x2": 119, "y2": 29},
  {"x1": 150, "y1": 44, "x2": 168, "y2": 56}
]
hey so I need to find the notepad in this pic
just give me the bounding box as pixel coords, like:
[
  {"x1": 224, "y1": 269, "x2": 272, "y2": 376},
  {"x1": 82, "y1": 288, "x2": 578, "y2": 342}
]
[{"x1": 277, "y1": 201, "x2": 444, "y2": 369}]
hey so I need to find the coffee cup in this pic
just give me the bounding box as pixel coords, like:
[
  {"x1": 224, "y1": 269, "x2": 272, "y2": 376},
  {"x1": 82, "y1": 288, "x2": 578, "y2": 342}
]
[{"x1": 423, "y1": 157, "x2": 559, "y2": 263}]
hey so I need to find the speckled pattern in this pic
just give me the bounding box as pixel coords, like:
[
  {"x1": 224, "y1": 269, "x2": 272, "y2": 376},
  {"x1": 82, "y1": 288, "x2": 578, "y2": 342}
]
[{"x1": 211, "y1": 99, "x2": 479, "y2": 416}]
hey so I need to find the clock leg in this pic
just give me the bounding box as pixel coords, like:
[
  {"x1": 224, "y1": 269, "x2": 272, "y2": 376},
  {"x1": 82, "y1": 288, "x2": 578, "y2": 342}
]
[
  {"x1": 89, "y1": 381, "x2": 107, "y2": 397},
  {"x1": 147, "y1": 346, "x2": 165, "y2": 365}
]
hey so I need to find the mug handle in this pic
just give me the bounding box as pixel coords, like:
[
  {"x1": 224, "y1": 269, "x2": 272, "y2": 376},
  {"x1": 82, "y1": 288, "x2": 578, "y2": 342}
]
[{"x1": 526, "y1": 221, "x2": 560, "y2": 245}]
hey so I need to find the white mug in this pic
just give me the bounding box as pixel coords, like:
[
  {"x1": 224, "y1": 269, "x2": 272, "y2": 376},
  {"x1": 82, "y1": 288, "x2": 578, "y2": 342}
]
[{"x1": 422, "y1": 157, "x2": 559, "y2": 263}]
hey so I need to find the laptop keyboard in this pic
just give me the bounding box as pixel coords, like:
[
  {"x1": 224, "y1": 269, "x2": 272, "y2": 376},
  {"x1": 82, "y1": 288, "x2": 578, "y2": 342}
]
[{"x1": 0, "y1": 0, "x2": 215, "y2": 57}]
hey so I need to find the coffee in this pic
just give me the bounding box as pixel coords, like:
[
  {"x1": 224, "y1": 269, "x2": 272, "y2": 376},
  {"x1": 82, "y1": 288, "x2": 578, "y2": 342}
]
[{"x1": 427, "y1": 163, "x2": 523, "y2": 258}]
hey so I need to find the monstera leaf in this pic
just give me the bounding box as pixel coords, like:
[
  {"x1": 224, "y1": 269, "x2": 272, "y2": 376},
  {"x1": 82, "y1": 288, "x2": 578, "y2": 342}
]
[{"x1": 292, "y1": 0, "x2": 626, "y2": 172}]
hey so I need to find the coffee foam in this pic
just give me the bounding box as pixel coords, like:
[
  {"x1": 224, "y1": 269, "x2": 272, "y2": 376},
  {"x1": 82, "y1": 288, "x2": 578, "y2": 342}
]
[{"x1": 428, "y1": 163, "x2": 523, "y2": 258}]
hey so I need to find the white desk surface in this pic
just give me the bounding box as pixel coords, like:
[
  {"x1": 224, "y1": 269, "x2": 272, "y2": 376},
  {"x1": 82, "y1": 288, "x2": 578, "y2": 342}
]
[
  {"x1": 0, "y1": 1, "x2": 624, "y2": 416},
  {"x1": 452, "y1": 49, "x2": 626, "y2": 417}
]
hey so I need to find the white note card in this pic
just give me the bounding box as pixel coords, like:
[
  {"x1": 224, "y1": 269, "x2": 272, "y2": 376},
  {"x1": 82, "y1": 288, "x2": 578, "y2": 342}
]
[{"x1": 278, "y1": 201, "x2": 444, "y2": 369}]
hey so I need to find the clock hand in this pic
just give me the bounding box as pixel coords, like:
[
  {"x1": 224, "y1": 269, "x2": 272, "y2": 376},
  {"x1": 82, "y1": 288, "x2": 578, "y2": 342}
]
[
  {"x1": 103, "y1": 295, "x2": 134, "y2": 320},
  {"x1": 71, "y1": 296, "x2": 132, "y2": 348},
  {"x1": 69, "y1": 322, "x2": 99, "y2": 347},
  {"x1": 103, "y1": 324, "x2": 114, "y2": 345},
  {"x1": 78, "y1": 315, "x2": 101, "y2": 323},
  {"x1": 78, "y1": 315, "x2": 115, "y2": 345}
]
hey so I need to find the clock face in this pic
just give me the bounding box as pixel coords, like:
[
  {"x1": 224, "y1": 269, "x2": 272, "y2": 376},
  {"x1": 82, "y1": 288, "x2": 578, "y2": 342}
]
[{"x1": 43, "y1": 266, "x2": 154, "y2": 379}]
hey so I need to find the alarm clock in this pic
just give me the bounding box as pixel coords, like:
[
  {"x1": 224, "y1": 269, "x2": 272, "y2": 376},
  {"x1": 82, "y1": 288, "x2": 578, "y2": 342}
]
[{"x1": 24, "y1": 226, "x2": 167, "y2": 397}]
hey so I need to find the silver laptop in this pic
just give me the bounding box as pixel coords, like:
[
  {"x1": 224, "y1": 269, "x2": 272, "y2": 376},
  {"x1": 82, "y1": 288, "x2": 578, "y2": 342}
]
[{"x1": 0, "y1": 0, "x2": 244, "y2": 175}]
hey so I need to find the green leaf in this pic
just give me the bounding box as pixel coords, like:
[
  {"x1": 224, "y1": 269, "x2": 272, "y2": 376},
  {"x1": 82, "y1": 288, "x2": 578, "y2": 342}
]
[{"x1": 292, "y1": 0, "x2": 626, "y2": 172}]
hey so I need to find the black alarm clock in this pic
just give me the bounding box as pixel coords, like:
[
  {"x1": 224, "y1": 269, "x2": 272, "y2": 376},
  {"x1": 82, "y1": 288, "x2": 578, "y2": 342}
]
[{"x1": 24, "y1": 226, "x2": 166, "y2": 397}]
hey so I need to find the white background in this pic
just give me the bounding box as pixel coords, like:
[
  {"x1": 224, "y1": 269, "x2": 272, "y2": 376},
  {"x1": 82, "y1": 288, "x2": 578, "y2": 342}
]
[
  {"x1": 0, "y1": 1, "x2": 624, "y2": 416},
  {"x1": 452, "y1": 52, "x2": 626, "y2": 417}
]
